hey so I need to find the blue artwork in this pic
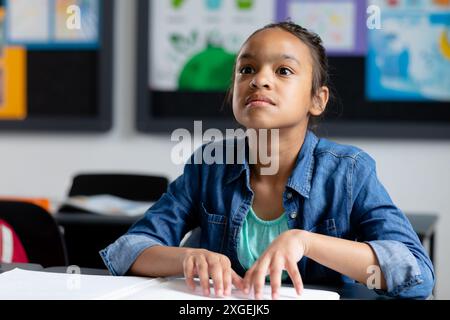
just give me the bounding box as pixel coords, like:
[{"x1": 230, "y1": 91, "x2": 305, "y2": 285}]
[{"x1": 367, "y1": 2, "x2": 450, "y2": 102}]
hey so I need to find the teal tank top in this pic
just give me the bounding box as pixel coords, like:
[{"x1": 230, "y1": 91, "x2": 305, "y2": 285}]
[{"x1": 237, "y1": 207, "x2": 289, "y2": 281}]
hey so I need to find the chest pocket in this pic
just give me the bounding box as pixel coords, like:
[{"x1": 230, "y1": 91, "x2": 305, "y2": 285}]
[
  {"x1": 199, "y1": 202, "x2": 227, "y2": 253},
  {"x1": 308, "y1": 218, "x2": 338, "y2": 238}
]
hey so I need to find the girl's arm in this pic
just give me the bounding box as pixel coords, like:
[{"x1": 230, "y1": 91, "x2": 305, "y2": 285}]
[
  {"x1": 299, "y1": 230, "x2": 387, "y2": 289},
  {"x1": 101, "y1": 143, "x2": 244, "y2": 298},
  {"x1": 241, "y1": 229, "x2": 386, "y2": 300},
  {"x1": 244, "y1": 152, "x2": 434, "y2": 300},
  {"x1": 351, "y1": 152, "x2": 434, "y2": 298},
  {"x1": 129, "y1": 245, "x2": 195, "y2": 277},
  {"x1": 100, "y1": 147, "x2": 203, "y2": 277}
]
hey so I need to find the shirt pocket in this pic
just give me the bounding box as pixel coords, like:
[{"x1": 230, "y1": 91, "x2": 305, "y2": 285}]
[
  {"x1": 199, "y1": 202, "x2": 227, "y2": 253},
  {"x1": 307, "y1": 218, "x2": 338, "y2": 238}
]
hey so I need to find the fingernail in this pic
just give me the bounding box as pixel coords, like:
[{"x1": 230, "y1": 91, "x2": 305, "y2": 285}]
[
  {"x1": 216, "y1": 289, "x2": 223, "y2": 297},
  {"x1": 204, "y1": 289, "x2": 209, "y2": 296},
  {"x1": 272, "y1": 292, "x2": 279, "y2": 300}
]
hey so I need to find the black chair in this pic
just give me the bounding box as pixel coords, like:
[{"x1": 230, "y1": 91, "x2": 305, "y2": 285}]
[
  {"x1": 59, "y1": 173, "x2": 169, "y2": 213},
  {"x1": 57, "y1": 173, "x2": 169, "y2": 268},
  {"x1": 0, "y1": 201, "x2": 68, "y2": 267}
]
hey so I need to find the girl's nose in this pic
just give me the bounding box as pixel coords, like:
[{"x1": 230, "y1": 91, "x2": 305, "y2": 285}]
[{"x1": 249, "y1": 71, "x2": 272, "y2": 89}]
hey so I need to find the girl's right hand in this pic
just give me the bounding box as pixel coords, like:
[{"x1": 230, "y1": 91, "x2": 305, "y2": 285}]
[{"x1": 182, "y1": 249, "x2": 244, "y2": 297}]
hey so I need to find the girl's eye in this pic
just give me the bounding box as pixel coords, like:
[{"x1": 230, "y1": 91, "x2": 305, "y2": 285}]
[
  {"x1": 239, "y1": 66, "x2": 254, "y2": 74},
  {"x1": 277, "y1": 67, "x2": 293, "y2": 76}
]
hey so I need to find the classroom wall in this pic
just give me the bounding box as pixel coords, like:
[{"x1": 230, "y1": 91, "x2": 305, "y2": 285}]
[{"x1": 0, "y1": 1, "x2": 449, "y2": 298}]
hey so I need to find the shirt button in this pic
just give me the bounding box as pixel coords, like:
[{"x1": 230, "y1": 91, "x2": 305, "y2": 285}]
[
  {"x1": 286, "y1": 192, "x2": 293, "y2": 200},
  {"x1": 290, "y1": 211, "x2": 298, "y2": 219}
]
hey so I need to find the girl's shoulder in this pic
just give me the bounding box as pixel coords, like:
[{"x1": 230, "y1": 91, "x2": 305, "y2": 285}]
[{"x1": 314, "y1": 136, "x2": 376, "y2": 169}]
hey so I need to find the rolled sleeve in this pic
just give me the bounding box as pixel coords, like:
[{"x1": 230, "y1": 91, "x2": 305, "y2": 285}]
[
  {"x1": 99, "y1": 234, "x2": 164, "y2": 276},
  {"x1": 366, "y1": 240, "x2": 424, "y2": 297}
]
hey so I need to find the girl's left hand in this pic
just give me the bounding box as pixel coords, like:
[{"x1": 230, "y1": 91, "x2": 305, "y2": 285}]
[{"x1": 242, "y1": 229, "x2": 307, "y2": 300}]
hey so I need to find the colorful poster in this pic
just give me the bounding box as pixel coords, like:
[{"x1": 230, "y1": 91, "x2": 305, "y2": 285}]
[
  {"x1": 276, "y1": 0, "x2": 366, "y2": 55},
  {"x1": 6, "y1": 0, "x2": 50, "y2": 43},
  {"x1": 6, "y1": 0, "x2": 100, "y2": 48},
  {"x1": 54, "y1": 0, "x2": 99, "y2": 43},
  {"x1": 0, "y1": 7, "x2": 4, "y2": 57},
  {"x1": 0, "y1": 8, "x2": 4, "y2": 106},
  {"x1": 367, "y1": 0, "x2": 450, "y2": 101},
  {"x1": 149, "y1": 0, "x2": 275, "y2": 91},
  {"x1": 0, "y1": 47, "x2": 27, "y2": 120},
  {"x1": 0, "y1": 6, "x2": 27, "y2": 119}
]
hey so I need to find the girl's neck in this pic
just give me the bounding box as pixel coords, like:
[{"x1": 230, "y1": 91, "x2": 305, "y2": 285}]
[{"x1": 248, "y1": 125, "x2": 308, "y2": 185}]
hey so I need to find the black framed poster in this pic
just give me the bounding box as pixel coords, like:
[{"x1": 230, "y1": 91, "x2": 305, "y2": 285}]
[
  {"x1": 0, "y1": 0, "x2": 113, "y2": 132},
  {"x1": 137, "y1": 0, "x2": 450, "y2": 138}
]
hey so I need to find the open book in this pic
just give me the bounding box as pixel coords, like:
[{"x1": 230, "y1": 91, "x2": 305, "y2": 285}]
[{"x1": 0, "y1": 268, "x2": 340, "y2": 300}]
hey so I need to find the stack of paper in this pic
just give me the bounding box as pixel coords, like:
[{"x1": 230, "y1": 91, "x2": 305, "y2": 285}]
[
  {"x1": 0, "y1": 269, "x2": 340, "y2": 300},
  {"x1": 61, "y1": 194, "x2": 154, "y2": 216}
]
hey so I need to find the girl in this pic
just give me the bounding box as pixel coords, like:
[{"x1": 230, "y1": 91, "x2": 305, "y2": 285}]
[{"x1": 100, "y1": 22, "x2": 434, "y2": 299}]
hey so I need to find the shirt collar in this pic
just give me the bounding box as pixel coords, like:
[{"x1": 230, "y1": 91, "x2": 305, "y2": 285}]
[
  {"x1": 224, "y1": 138, "x2": 250, "y2": 185},
  {"x1": 225, "y1": 130, "x2": 319, "y2": 199},
  {"x1": 285, "y1": 130, "x2": 319, "y2": 198}
]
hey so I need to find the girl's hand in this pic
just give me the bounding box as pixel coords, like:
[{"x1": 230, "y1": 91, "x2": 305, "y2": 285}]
[
  {"x1": 242, "y1": 229, "x2": 307, "y2": 300},
  {"x1": 182, "y1": 249, "x2": 244, "y2": 297}
]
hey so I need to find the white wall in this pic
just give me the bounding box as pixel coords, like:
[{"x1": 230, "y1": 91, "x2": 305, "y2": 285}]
[{"x1": 0, "y1": 1, "x2": 448, "y2": 298}]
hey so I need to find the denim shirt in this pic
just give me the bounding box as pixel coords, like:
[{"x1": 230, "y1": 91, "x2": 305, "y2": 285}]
[{"x1": 100, "y1": 130, "x2": 435, "y2": 299}]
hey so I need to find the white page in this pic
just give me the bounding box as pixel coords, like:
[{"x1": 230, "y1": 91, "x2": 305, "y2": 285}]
[
  {"x1": 0, "y1": 269, "x2": 339, "y2": 300},
  {"x1": 123, "y1": 277, "x2": 340, "y2": 300},
  {"x1": 0, "y1": 268, "x2": 156, "y2": 300}
]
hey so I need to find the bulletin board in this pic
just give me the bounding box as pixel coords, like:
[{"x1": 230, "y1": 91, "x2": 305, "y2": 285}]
[
  {"x1": 0, "y1": 0, "x2": 113, "y2": 132},
  {"x1": 137, "y1": 0, "x2": 450, "y2": 138}
]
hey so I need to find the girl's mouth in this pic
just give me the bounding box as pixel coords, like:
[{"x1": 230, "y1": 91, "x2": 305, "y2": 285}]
[{"x1": 245, "y1": 94, "x2": 276, "y2": 108}]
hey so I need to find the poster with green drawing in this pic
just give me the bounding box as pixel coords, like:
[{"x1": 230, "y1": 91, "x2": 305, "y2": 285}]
[{"x1": 149, "y1": 0, "x2": 274, "y2": 92}]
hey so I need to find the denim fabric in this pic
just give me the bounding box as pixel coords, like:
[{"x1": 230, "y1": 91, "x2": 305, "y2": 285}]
[{"x1": 100, "y1": 131, "x2": 434, "y2": 299}]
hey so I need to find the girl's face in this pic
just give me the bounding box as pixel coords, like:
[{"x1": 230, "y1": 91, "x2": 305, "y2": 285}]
[{"x1": 232, "y1": 28, "x2": 326, "y2": 131}]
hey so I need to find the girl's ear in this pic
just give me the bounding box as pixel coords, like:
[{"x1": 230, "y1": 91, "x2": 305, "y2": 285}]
[{"x1": 309, "y1": 86, "x2": 329, "y2": 116}]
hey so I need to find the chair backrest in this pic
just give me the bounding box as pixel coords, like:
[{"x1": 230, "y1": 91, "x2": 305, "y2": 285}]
[
  {"x1": 67, "y1": 173, "x2": 169, "y2": 202},
  {"x1": 57, "y1": 173, "x2": 170, "y2": 268},
  {"x1": 0, "y1": 201, "x2": 68, "y2": 267}
]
